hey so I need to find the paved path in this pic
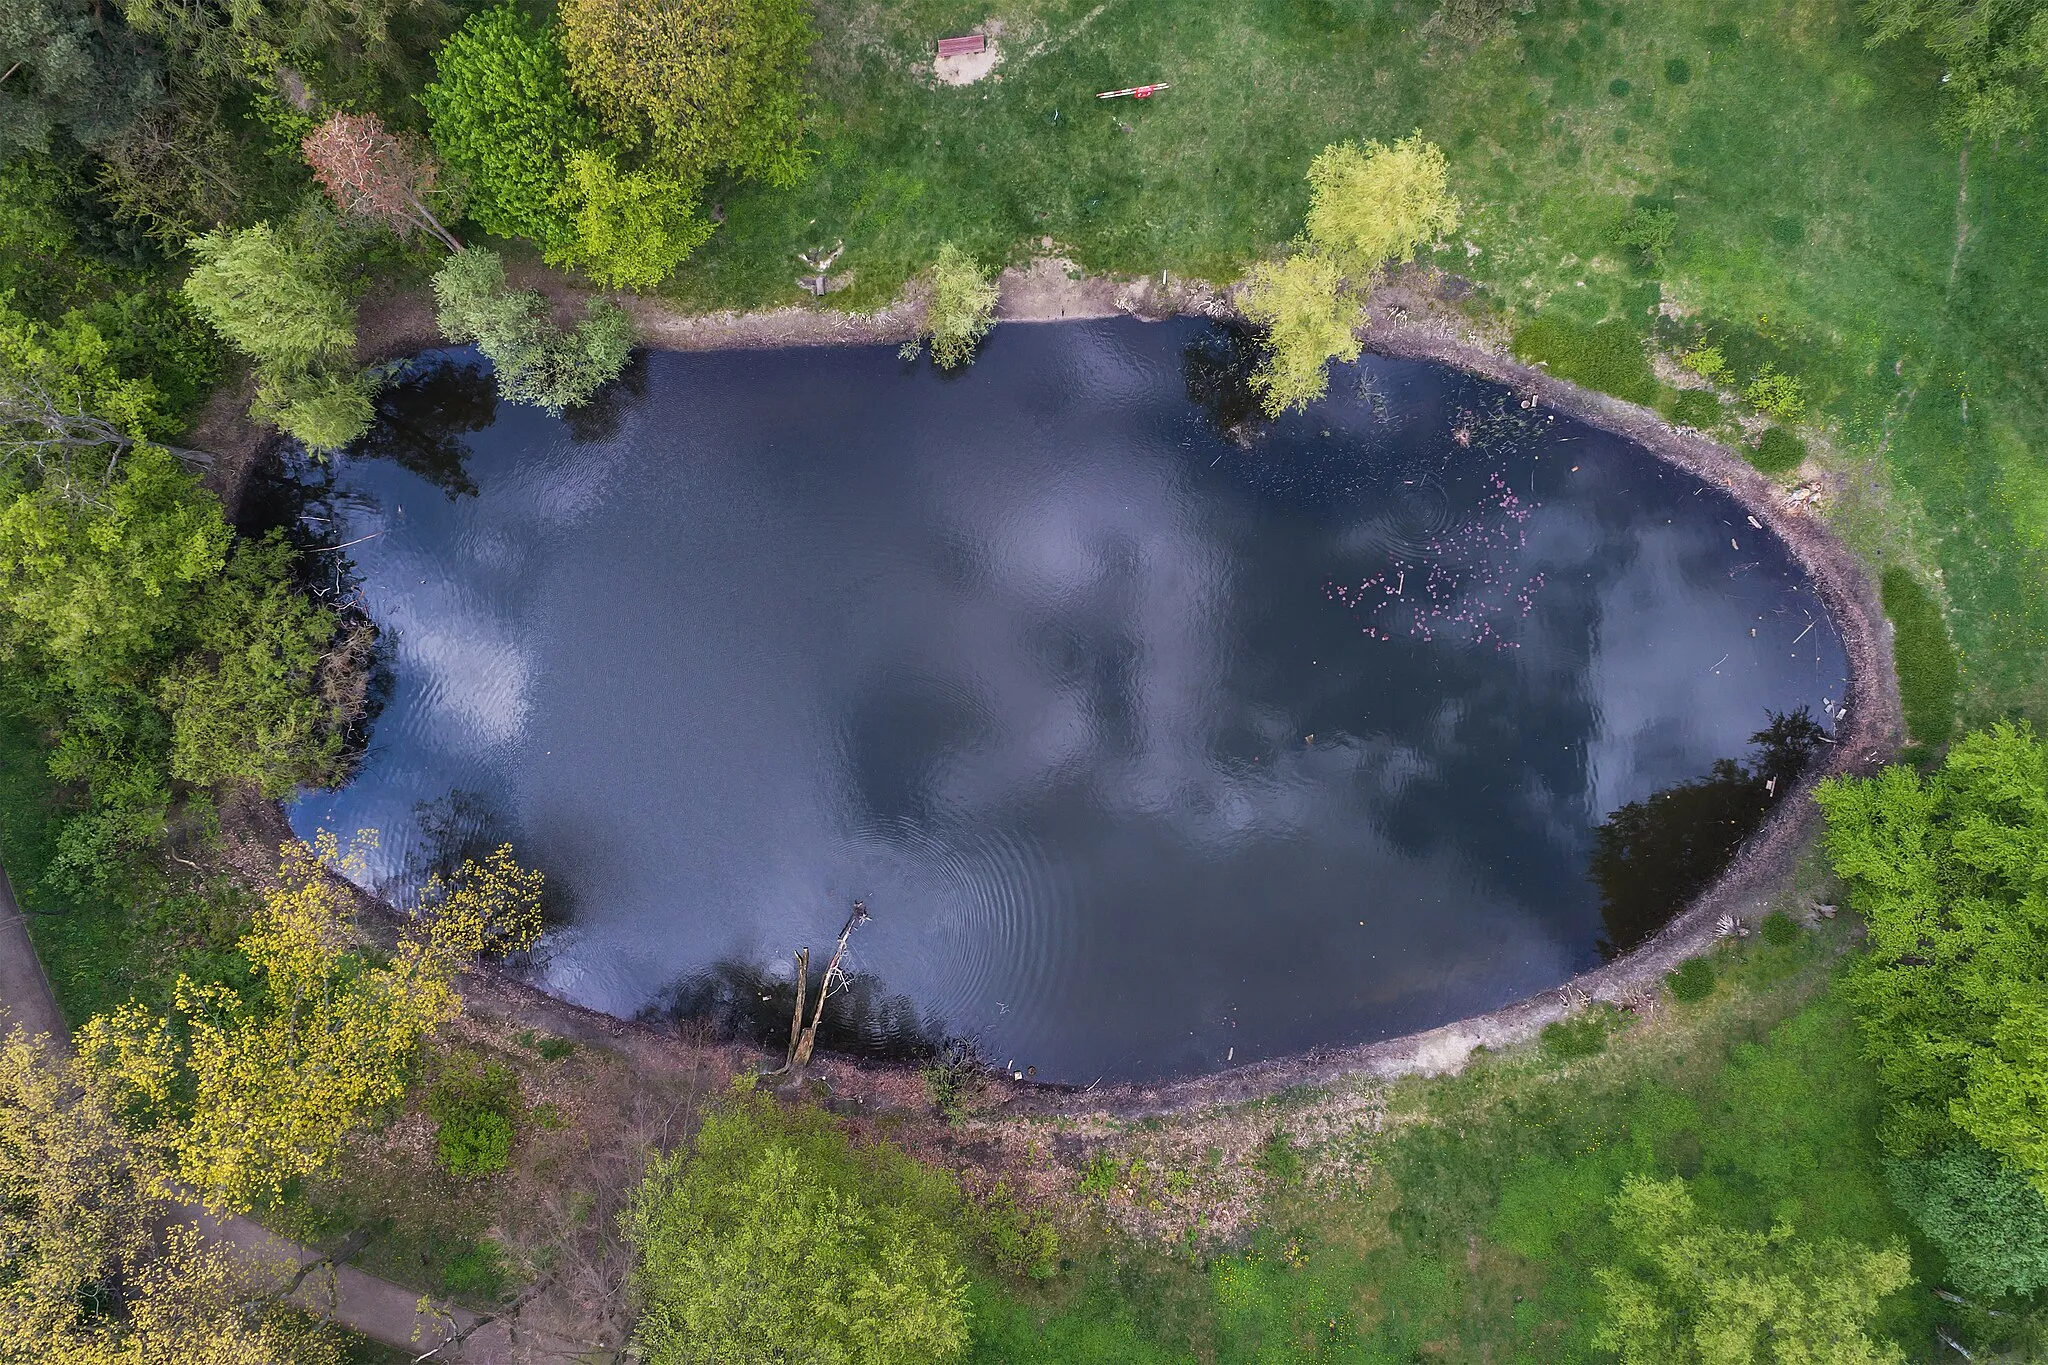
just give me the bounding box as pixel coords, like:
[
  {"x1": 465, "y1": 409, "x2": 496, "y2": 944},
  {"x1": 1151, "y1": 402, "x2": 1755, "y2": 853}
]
[{"x1": 0, "y1": 861, "x2": 595, "y2": 1362}]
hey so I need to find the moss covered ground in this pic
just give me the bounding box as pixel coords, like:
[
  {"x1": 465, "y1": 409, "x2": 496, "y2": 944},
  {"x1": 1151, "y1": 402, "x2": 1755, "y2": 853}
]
[{"x1": 675, "y1": 0, "x2": 2046, "y2": 729}]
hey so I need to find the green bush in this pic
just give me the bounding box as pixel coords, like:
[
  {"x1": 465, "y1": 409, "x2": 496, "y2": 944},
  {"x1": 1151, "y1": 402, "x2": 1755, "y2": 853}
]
[
  {"x1": 1078, "y1": 1151, "x2": 1120, "y2": 1197},
  {"x1": 427, "y1": 1058, "x2": 519, "y2": 1177},
  {"x1": 919, "y1": 242, "x2": 999, "y2": 370},
  {"x1": 1511, "y1": 317, "x2": 1657, "y2": 404},
  {"x1": 1744, "y1": 365, "x2": 1806, "y2": 419},
  {"x1": 982, "y1": 1181, "x2": 1060, "y2": 1280},
  {"x1": 1761, "y1": 910, "x2": 1802, "y2": 946},
  {"x1": 1666, "y1": 956, "x2": 1716, "y2": 1003},
  {"x1": 624, "y1": 1088, "x2": 969, "y2": 1365},
  {"x1": 1750, "y1": 426, "x2": 1806, "y2": 473},
  {"x1": 1879, "y1": 567, "x2": 1959, "y2": 745},
  {"x1": 1669, "y1": 388, "x2": 1721, "y2": 428},
  {"x1": 432, "y1": 247, "x2": 634, "y2": 413},
  {"x1": 1540, "y1": 1008, "x2": 1613, "y2": 1060},
  {"x1": 1663, "y1": 57, "x2": 1692, "y2": 84},
  {"x1": 1888, "y1": 1143, "x2": 2048, "y2": 1298},
  {"x1": 1609, "y1": 77, "x2": 1632, "y2": 95}
]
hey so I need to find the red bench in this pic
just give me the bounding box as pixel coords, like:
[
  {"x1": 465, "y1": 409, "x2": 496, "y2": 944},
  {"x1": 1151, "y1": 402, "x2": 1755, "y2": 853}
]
[{"x1": 936, "y1": 34, "x2": 986, "y2": 58}]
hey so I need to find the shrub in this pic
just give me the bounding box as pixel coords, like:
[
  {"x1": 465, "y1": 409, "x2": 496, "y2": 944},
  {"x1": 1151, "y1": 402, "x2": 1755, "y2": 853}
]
[
  {"x1": 423, "y1": 5, "x2": 593, "y2": 250},
  {"x1": 1749, "y1": 425, "x2": 1806, "y2": 473},
  {"x1": 439, "y1": 1238, "x2": 511, "y2": 1299},
  {"x1": 1669, "y1": 388, "x2": 1721, "y2": 428},
  {"x1": 1609, "y1": 77, "x2": 1632, "y2": 95},
  {"x1": 624, "y1": 1089, "x2": 969, "y2": 1365},
  {"x1": 427, "y1": 1057, "x2": 520, "y2": 1177},
  {"x1": 1240, "y1": 252, "x2": 1361, "y2": 413},
  {"x1": 432, "y1": 247, "x2": 634, "y2": 412},
  {"x1": 1078, "y1": 1151, "x2": 1120, "y2": 1196},
  {"x1": 1744, "y1": 365, "x2": 1805, "y2": 419},
  {"x1": 1666, "y1": 957, "x2": 1715, "y2": 1002},
  {"x1": 1888, "y1": 1143, "x2": 2048, "y2": 1298},
  {"x1": 1760, "y1": 910, "x2": 1802, "y2": 946},
  {"x1": 547, "y1": 149, "x2": 714, "y2": 290},
  {"x1": 1611, "y1": 203, "x2": 1676, "y2": 267},
  {"x1": 1664, "y1": 56, "x2": 1692, "y2": 84},
  {"x1": 981, "y1": 1181, "x2": 1060, "y2": 1280},
  {"x1": 1302, "y1": 134, "x2": 1461, "y2": 281},
  {"x1": 1258, "y1": 1127, "x2": 1304, "y2": 1188},
  {"x1": 1879, "y1": 567, "x2": 1959, "y2": 744},
  {"x1": 1512, "y1": 317, "x2": 1657, "y2": 404},
  {"x1": 919, "y1": 243, "x2": 999, "y2": 370},
  {"x1": 1677, "y1": 343, "x2": 1729, "y2": 382},
  {"x1": 1541, "y1": 1008, "x2": 1613, "y2": 1060}
]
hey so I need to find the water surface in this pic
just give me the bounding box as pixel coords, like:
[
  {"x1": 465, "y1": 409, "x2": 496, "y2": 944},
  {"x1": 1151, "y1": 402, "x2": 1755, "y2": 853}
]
[{"x1": 291, "y1": 319, "x2": 1847, "y2": 1081}]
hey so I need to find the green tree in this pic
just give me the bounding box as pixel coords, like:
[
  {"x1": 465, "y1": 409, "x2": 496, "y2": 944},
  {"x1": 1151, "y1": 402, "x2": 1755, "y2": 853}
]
[
  {"x1": 182, "y1": 219, "x2": 379, "y2": 452},
  {"x1": 159, "y1": 531, "x2": 353, "y2": 796},
  {"x1": 0, "y1": 1029, "x2": 344, "y2": 1365},
  {"x1": 1862, "y1": 0, "x2": 2048, "y2": 140},
  {"x1": 0, "y1": 0, "x2": 162, "y2": 157},
  {"x1": 432, "y1": 246, "x2": 634, "y2": 412},
  {"x1": 422, "y1": 4, "x2": 594, "y2": 249},
  {"x1": 560, "y1": 0, "x2": 812, "y2": 186},
  {"x1": 80, "y1": 831, "x2": 545, "y2": 1212},
  {"x1": 1302, "y1": 134, "x2": 1461, "y2": 282},
  {"x1": 1816, "y1": 723, "x2": 2048, "y2": 1185},
  {"x1": 1238, "y1": 252, "x2": 1361, "y2": 414},
  {"x1": 1593, "y1": 1175, "x2": 1911, "y2": 1365},
  {"x1": 1889, "y1": 1142, "x2": 2048, "y2": 1298},
  {"x1": 914, "y1": 243, "x2": 999, "y2": 370},
  {"x1": 624, "y1": 1088, "x2": 970, "y2": 1365},
  {"x1": 549, "y1": 147, "x2": 715, "y2": 289}
]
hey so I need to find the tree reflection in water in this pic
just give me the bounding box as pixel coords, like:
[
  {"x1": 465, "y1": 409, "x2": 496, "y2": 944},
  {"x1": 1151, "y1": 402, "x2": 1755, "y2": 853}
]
[
  {"x1": 1590, "y1": 707, "x2": 1828, "y2": 956},
  {"x1": 653, "y1": 959, "x2": 946, "y2": 1064},
  {"x1": 354, "y1": 355, "x2": 498, "y2": 500}
]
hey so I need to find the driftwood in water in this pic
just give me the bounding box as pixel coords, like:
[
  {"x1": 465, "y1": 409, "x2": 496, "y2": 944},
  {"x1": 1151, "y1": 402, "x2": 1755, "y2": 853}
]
[{"x1": 770, "y1": 902, "x2": 869, "y2": 1075}]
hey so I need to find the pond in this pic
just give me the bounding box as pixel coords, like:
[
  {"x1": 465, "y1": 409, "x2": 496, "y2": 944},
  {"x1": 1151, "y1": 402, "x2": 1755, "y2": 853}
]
[{"x1": 289, "y1": 317, "x2": 1848, "y2": 1083}]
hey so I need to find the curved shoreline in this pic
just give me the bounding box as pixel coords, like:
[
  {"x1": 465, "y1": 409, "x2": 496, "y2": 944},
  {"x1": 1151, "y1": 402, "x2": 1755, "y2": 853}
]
[{"x1": 213, "y1": 269, "x2": 1900, "y2": 1122}]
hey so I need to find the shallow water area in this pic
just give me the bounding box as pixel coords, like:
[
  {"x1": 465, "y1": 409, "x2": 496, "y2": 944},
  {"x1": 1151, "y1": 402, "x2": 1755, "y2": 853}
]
[{"x1": 291, "y1": 318, "x2": 1847, "y2": 1082}]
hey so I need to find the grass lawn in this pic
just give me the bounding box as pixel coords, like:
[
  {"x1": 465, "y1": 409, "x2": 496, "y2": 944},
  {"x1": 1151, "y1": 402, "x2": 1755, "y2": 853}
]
[
  {"x1": 672, "y1": 0, "x2": 2048, "y2": 726},
  {"x1": 963, "y1": 916, "x2": 1949, "y2": 1361}
]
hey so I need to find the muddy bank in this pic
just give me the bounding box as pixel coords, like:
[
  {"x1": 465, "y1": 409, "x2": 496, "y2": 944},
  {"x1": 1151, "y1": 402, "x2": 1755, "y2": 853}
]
[{"x1": 206, "y1": 265, "x2": 1899, "y2": 1122}]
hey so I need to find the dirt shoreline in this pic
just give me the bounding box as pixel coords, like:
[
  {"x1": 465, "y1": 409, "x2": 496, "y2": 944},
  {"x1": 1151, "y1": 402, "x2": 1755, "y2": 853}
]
[{"x1": 206, "y1": 265, "x2": 1900, "y2": 1123}]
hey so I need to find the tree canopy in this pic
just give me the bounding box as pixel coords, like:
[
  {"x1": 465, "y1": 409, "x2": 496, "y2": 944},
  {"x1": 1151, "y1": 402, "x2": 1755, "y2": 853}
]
[
  {"x1": 1593, "y1": 1175, "x2": 1912, "y2": 1365},
  {"x1": 432, "y1": 246, "x2": 634, "y2": 412},
  {"x1": 920, "y1": 243, "x2": 999, "y2": 370},
  {"x1": 422, "y1": 4, "x2": 592, "y2": 249},
  {"x1": 181, "y1": 217, "x2": 380, "y2": 452},
  {"x1": 0, "y1": 1030, "x2": 343, "y2": 1364},
  {"x1": 1817, "y1": 722, "x2": 2048, "y2": 1186},
  {"x1": 1238, "y1": 252, "x2": 1361, "y2": 414},
  {"x1": 1303, "y1": 134, "x2": 1461, "y2": 281},
  {"x1": 80, "y1": 831, "x2": 545, "y2": 1212},
  {"x1": 1862, "y1": 0, "x2": 2048, "y2": 141},
  {"x1": 624, "y1": 1088, "x2": 970, "y2": 1365},
  {"x1": 559, "y1": 0, "x2": 813, "y2": 185},
  {"x1": 1887, "y1": 1141, "x2": 2048, "y2": 1298}
]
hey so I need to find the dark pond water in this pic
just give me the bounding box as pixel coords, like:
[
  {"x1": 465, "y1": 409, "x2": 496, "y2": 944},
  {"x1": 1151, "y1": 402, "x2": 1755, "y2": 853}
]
[{"x1": 289, "y1": 318, "x2": 1847, "y2": 1083}]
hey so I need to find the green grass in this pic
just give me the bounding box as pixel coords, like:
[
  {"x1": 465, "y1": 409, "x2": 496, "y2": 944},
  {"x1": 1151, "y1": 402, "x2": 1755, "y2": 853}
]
[
  {"x1": 669, "y1": 0, "x2": 2048, "y2": 722},
  {"x1": 965, "y1": 931, "x2": 1940, "y2": 1362},
  {"x1": 1511, "y1": 317, "x2": 1660, "y2": 404},
  {"x1": 1880, "y1": 566, "x2": 1962, "y2": 745}
]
